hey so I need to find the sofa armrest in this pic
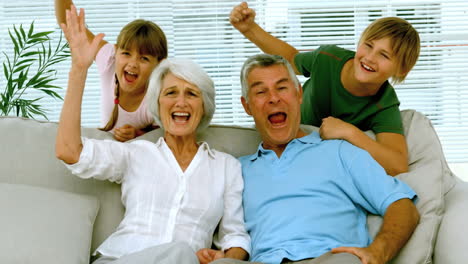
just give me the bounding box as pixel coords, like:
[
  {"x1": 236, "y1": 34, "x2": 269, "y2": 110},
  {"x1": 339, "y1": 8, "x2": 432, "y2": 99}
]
[{"x1": 433, "y1": 179, "x2": 468, "y2": 263}]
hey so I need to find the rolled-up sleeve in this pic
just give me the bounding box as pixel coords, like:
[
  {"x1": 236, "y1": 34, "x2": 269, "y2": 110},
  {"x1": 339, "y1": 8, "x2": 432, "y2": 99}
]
[{"x1": 63, "y1": 137, "x2": 129, "y2": 183}]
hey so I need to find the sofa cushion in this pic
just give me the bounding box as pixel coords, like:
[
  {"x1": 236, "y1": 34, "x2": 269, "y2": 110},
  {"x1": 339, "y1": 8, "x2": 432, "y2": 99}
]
[
  {"x1": 0, "y1": 183, "x2": 99, "y2": 264},
  {"x1": 401, "y1": 109, "x2": 456, "y2": 195},
  {"x1": 367, "y1": 160, "x2": 444, "y2": 264},
  {"x1": 0, "y1": 116, "x2": 124, "y2": 253}
]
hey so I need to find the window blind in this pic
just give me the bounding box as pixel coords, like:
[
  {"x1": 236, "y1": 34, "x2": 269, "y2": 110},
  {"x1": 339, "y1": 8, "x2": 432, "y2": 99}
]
[{"x1": 0, "y1": 0, "x2": 467, "y2": 163}]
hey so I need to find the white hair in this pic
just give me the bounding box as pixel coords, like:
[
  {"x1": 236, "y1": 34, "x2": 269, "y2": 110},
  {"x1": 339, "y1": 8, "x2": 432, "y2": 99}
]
[
  {"x1": 146, "y1": 58, "x2": 215, "y2": 132},
  {"x1": 240, "y1": 54, "x2": 300, "y2": 100}
]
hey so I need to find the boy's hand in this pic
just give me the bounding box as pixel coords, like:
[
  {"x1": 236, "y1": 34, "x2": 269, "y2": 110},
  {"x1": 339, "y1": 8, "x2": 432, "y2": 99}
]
[
  {"x1": 229, "y1": 2, "x2": 256, "y2": 33},
  {"x1": 196, "y1": 248, "x2": 225, "y2": 264},
  {"x1": 114, "y1": 124, "x2": 137, "y2": 142},
  {"x1": 319, "y1": 116, "x2": 357, "y2": 141}
]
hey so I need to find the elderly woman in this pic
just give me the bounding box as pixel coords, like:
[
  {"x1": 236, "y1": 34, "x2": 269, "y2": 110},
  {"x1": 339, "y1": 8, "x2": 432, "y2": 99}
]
[{"x1": 55, "y1": 6, "x2": 250, "y2": 264}]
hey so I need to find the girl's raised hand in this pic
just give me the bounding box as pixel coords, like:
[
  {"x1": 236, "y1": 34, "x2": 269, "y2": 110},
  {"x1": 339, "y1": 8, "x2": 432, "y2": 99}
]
[{"x1": 60, "y1": 5, "x2": 104, "y2": 69}]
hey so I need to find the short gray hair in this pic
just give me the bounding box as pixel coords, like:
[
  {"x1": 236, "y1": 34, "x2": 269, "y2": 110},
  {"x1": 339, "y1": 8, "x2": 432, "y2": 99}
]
[
  {"x1": 240, "y1": 54, "x2": 300, "y2": 100},
  {"x1": 146, "y1": 58, "x2": 215, "y2": 132}
]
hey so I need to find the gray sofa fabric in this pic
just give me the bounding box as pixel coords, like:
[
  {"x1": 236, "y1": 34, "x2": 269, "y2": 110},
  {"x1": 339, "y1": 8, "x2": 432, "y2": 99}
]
[{"x1": 0, "y1": 109, "x2": 466, "y2": 263}]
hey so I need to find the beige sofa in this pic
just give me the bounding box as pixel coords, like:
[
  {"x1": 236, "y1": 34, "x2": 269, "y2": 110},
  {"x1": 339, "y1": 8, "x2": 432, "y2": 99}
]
[{"x1": 0, "y1": 109, "x2": 467, "y2": 264}]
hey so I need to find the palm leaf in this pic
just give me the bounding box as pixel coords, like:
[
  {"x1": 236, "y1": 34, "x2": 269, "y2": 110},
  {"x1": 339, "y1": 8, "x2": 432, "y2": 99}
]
[
  {"x1": 1, "y1": 21, "x2": 70, "y2": 120},
  {"x1": 30, "y1": 31, "x2": 53, "y2": 39},
  {"x1": 16, "y1": 58, "x2": 36, "y2": 66},
  {"x1": 20, "y1": 24, "x2": 27, "y2": 42},
  {"x1": 13, "y1": 64, "x2": 31, "y2": 74},
  {"x1": 27, "y1": 21, "x2": 34, "y2": 38},
  {"x1": 3, "y1": 63, "x2": 9, "y2": 81},
  {"x1": 8, "y1": 29, "x2": 19, "y2": 55},
  {"x1": 13, "y1": 25, "x2": 24, "y2": 49},
  {"x1": 21, "y1": 51, "x2": 41, "y2": 57},
  {"x1": 38, "y1": 88, "x2": 62, "y2": 99}
]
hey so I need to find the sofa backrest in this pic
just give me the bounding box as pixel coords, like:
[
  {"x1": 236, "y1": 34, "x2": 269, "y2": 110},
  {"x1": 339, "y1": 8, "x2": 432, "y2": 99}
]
[
  {"x1": 0, "y1": 109, "x2": 457, "y2": 255},
  {"x1": 0, "y1": 116, "x2": 266, "y2": 252}
]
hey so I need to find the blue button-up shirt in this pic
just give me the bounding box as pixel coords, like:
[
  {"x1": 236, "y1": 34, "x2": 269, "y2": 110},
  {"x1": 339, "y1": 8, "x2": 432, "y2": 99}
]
[{"x1": 239, "y1": 132, "x2": 416, "y2": 264}]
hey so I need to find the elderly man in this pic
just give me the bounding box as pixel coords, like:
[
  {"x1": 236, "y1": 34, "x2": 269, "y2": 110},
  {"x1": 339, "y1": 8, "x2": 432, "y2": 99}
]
[{"x1": 212, "y1": 54, "x2": 419, "y2": 264}]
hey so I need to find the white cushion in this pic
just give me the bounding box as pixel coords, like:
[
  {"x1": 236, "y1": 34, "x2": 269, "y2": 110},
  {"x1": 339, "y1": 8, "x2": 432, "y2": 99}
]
[
  {"x1": 0, "y1": 183, "x2": 99, "y2": 264},
  {"x1": 367, "y1": 160, "x2": 444, "y2": 264}
]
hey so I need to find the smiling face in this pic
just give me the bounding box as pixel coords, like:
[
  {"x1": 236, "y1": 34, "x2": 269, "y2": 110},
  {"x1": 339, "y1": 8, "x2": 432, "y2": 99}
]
[
  {"x1": 353, "y1": 37, "x2": 400, "y2": 91},
  {"x1": 158, "y1": 72, "x2": 204, "y2": 137},
  {"x1": 242, "y1": 64, "x2": 303, "y2": 150},
  {"x1": 115, "y1": 44, "x2": 159, "y2": 95}
]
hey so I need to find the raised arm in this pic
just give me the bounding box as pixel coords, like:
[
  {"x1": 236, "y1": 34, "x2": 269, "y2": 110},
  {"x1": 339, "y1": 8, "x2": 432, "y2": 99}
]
[
  {"x1": 55, "y1": 6, "x2": 105, "y2": 164},
  {"x1": 332, "y1": 198, "x2": 419, "y2": 263},
  {"x1": 229, "y1": 2, "x2": 300, "y2": 73},
  {"x1": 55, "y1": 0, "x2": 107, "y2": 53}
]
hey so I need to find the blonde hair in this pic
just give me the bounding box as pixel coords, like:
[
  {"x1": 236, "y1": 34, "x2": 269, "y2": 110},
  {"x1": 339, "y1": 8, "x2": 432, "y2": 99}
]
[
  {"x1": 101, "y1": 19, "x2": 168, "y2": 132},
  {"x1": 359, "y1": 17, "x2": 420, "y2": 84}
]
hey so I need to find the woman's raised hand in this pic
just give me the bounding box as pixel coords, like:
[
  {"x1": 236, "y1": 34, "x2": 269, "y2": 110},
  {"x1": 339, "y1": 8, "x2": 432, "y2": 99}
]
[{"x1": 60, "y1": 5, "x2": 104, "y2": 69}]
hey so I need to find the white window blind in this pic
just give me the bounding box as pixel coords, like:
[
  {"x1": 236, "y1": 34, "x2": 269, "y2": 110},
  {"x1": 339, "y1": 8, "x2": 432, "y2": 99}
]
[{"x1": 0, "y1": 0, "x2": 467, "y2": 163}]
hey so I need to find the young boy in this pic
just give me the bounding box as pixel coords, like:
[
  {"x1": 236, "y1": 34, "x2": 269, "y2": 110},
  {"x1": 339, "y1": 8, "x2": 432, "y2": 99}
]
[{"x1": 229, "y1": 2, "x2": 420, "y2": 176}]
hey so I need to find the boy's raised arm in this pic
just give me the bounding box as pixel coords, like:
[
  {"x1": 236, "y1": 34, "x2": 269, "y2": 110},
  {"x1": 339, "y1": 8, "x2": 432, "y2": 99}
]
[{"x1": 230, "y1": 2, "x2": 300, "y2": 74}]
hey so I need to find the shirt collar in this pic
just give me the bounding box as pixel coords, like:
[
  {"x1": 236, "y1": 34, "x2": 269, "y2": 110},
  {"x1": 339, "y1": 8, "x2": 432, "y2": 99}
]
[
  {"x1": 154, "y1": 137, "x2": 216, "y2": 159},
  {"x1": 248, "y1": 131, "x2": 322, "y2": 161},
  {"x1": 198, "y1": 141, "x2": 216, "y2": 159}
]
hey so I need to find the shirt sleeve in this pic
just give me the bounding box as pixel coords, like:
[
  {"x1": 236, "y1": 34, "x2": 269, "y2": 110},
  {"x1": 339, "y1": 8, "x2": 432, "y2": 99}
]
[
  {"x1": 62, "y1": 137, "x2": 130, "y2": 183},
  {"x1": 371, "y1": 105, "x2": 404, "y2": 135},
  {"x1": 338, "y1": 141, "x2": 416, "y2": 215},
  {"x1": 294, "y1": 50, "x2": 320, "y2": 77},
  {"x1": 95, "y1": 43, "x2": 117, "y2": 128},
  {"x1": 213, "y1": 154, "x2": 251, "y2": 255},
  {"x1": 95, "y1": 43, "x2": 115, "y2": 74}
]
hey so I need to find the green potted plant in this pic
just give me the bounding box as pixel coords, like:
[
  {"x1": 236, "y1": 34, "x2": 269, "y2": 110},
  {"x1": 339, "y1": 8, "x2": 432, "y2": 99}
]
[{"x1": 0, "y1": 21, "x2": 70, "y2": 119}]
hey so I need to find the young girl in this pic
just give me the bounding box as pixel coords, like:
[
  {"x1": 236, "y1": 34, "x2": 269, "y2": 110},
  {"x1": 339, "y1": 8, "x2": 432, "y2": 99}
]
[
  {"x1": 55, "y1": 0, "x2": 167, "y2": 142},
  {"x1": 230, "y1": 2, "x2": 420, "y2": 176}
]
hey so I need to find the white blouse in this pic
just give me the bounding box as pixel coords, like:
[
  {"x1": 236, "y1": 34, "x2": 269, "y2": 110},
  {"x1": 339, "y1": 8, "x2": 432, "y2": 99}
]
[{"x1": 65, "y1": 137, "x2": 250, "y2": 258}]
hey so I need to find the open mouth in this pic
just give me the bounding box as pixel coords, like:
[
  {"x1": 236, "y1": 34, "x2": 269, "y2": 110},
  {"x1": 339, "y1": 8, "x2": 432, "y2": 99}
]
[
  {"x1": 124, "y1": 70, "x2": 138, "y2": 82},
  {"x1": 268, "y1": 112, "x2": 287, "y2": 126},
  {"x1": 172, "y1": 112, "x2": 190, "y2": 123},
  {"x1": 361, "y1": 62, "x2": 375, "y2": 72}
]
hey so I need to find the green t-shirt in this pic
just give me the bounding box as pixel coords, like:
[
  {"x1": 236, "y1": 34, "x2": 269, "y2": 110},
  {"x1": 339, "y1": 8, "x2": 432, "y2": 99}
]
[{"x1": 294, "y1": 45, "x2": 404, "y2": 134}]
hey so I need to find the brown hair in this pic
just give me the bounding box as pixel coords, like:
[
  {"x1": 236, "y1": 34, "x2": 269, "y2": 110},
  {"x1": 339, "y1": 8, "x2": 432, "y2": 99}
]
[
  {"x1": 359, "y1": 17, "x2": 420, "y2": 84},
  {"x1": 100, "y1": 19, "x2": 168, "y2": 132}
]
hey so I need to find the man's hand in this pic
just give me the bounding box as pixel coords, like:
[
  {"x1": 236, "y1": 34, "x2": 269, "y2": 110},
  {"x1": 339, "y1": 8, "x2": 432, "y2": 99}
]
[
  {"x1": 229, "y1": 2, "x2": 256, "y2": 34},
  {"x1": 319, "y1": 116, "x2": 357, "y2": 140},
  {"x1": 196, "y1": 248, "x2": 225, "y2": 264},
  {"x1": 333, "y1": 199, "x2": 419, "y2": 264},
  {"x1": 114, "y1": 124, "x2": 137, "y2": 142},
  {"x1": 331, "y1": 246, "x2": 385, "y2": 264}
]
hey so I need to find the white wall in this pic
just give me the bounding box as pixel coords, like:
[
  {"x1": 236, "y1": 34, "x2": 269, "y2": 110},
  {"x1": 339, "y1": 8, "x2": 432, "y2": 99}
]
[{"x1": 449, "y1": 163, "x2": 468, "y2": 182}]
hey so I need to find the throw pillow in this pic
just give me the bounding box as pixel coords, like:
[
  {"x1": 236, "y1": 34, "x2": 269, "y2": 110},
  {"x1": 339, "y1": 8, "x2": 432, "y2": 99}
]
[
  {"x1": 367, "y1": 160, "x2": 444, "y2": 264},
  {"x1": 0, "y1": 183, "x2": 99, "y2": 264}
]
